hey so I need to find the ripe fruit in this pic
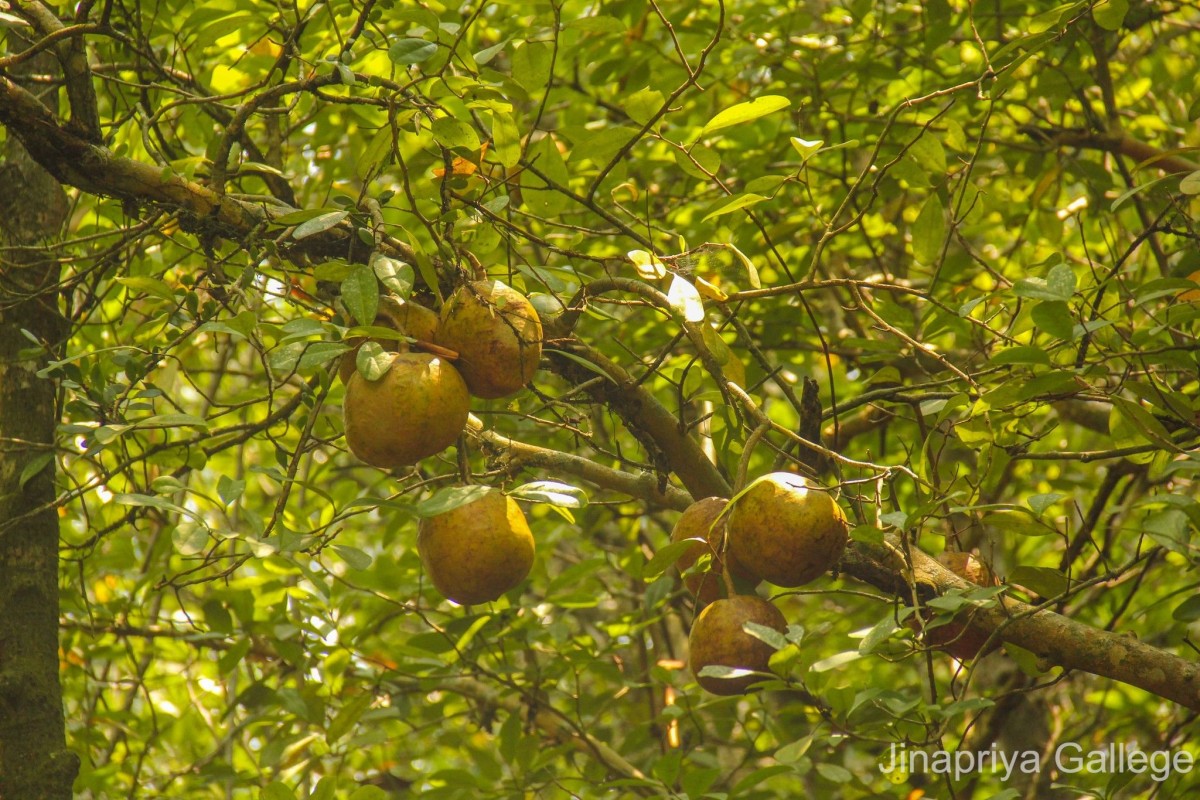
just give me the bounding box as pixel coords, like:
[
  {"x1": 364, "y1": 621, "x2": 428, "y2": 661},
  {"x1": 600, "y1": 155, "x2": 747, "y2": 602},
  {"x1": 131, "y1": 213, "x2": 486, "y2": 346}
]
[
  {"x1": 912, "y1": 551, "x2": 998, "y2": 660},
  {"x1": 338, "y1": 299, "x2": 440, "y2": 383},
  {"x1": 417, "y1": 490, "x2": 535, "y2": 605},
  {"x1": 435, "y1": 279, "x2": 542, "y2": 399},
  {"x1": 688, "y1": 595, "x2": 788, "y2": 695},
  {"x1": 727, "y1": 473, "x2": 848, "y2": 588},
  {"x1": 343, "y1": 352, "x2": 469, "y2": 468},
  {"x1": 670, "y1": 497, "x2": 757, "y2": 606}
]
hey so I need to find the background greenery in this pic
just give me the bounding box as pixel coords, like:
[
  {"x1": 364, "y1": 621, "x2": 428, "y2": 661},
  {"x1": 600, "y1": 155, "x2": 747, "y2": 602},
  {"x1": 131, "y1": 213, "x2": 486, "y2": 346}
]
[{"x1": 3, "y1": 0, "x2": 1200, "y2": 797}]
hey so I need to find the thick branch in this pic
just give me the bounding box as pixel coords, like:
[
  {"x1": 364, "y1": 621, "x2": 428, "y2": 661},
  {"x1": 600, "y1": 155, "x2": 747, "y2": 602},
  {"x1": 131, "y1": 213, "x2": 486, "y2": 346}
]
[
  {"x1": 0, "y1": 75, "x2": 416, "y2": 266},
  {"x1": 1024, "y1": 126, "x2": 1200, "y2": 175},
  {"x1": 11, "y1": 1, "x2": 102, "y2": 141},
  {"x1": 840, "y1": 537, "x2": 1200, "y2": 711},
  {"x1": 546, "y1": 340, "x2": 731, "y2": 500}
]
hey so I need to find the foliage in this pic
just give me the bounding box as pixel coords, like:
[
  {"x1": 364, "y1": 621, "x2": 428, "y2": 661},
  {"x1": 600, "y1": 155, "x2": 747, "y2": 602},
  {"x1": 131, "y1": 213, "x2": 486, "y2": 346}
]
[{"x1": 3, "y1": 0, "x2": 1200, "y2": 797}]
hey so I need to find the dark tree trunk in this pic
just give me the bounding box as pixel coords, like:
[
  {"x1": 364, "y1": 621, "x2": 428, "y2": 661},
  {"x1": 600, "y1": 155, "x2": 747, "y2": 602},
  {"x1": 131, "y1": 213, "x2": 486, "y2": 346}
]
[{"x1": 0, "y1": 40, "x2": 78, "y2": 800}]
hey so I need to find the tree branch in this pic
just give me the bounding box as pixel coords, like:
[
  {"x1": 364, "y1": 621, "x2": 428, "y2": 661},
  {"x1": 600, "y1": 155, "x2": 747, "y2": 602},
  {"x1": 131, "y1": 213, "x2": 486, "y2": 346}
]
[
  {"x1": 469, "y1": 416, "x2": 693, "y2": 510},
  {"x1": 840, "y1": 536, "x2": 1200, "y2": 711}
]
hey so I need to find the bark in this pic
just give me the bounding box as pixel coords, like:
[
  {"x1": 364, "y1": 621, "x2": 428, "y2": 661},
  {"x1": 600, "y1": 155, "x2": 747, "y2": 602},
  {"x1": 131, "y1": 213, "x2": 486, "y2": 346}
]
[{"x1": 0, "y1": 37, "x2": 77, "y2": 800}]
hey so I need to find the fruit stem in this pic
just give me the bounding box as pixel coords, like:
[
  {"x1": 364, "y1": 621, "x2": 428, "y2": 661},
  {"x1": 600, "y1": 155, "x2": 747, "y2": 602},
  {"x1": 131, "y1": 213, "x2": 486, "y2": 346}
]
[
  {"x1": 721, "y1": 563, "x2": 736, "y2": 598},
  {"x1": 734, "y1": 422, "x2": 771, "y2": 492},
  {"x1": 456, "y1": 433, "x2": 472, "y2": 484}
]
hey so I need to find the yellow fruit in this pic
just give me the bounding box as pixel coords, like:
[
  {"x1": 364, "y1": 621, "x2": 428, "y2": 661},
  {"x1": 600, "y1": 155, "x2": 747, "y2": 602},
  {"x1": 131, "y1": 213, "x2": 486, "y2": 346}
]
[
  {"x1": 417, "y1": 490, "x2": 535, "y2": 605},
  {"x1": 343, "y1": 352, "x2": 469, "y2": 468},
  {"x1": 727, "y1": 472, "x2": 848, "y2": 588},
  {"x1": 338, "y1": 299, "x2": 440, "y2": 383},
  {"x1": 670, "y1": 497, "x2": 758, "y2": 606},
  {"x1": 435, "y1": 279, "x2": 542, "y2": 399},
  {"x1": 688, "y1": 595, "x2": 788, "y2": 695}
]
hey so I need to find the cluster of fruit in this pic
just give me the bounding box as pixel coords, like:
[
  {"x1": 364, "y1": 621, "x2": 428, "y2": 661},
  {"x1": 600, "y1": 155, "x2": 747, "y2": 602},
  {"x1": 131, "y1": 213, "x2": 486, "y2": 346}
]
[
  {"x1": 670, "y1": 473, "x2": 849, "y2": 695},
  {"x1": 340, "y1": 279, "x2": 542, "y2": 606}
]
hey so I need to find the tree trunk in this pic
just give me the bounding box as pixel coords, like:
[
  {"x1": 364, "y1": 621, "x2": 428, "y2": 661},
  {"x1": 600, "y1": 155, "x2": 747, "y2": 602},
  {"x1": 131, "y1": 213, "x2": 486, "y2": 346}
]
[{"x1": 0, "y1": 40, "x2": 77, "y2": 800}]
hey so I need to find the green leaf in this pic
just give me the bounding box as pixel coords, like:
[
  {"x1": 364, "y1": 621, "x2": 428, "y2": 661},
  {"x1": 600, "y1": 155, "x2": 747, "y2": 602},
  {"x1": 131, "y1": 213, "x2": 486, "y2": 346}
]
[
  {"x1": 341, "y1": 265, "x2": 379, "y2": 325},
  {"x1": 274, "y1": 208, "x2": 333, "y2": 225},
  {"x1": 1032, "y1": 300, "x2": 1075, "y2": 340},
  {"x1": 701, "y1": 95, "x2": 791, "y2": 135},
  {"x1": 355, "y1": 342, "x2": 395, "y2": 381},
  {"x1": 372, "y1": 255, "x2": 414, "y2": 298},
  {"x1": 816, "y1": 763, "x2": 853, "y2": 783},
  {"x1": 490, "y1": 110, "x2": 521, "y2": 169},
  {"x1": 133, "y1": 413, "x2": 210, "y2": 429},
  {"x1": 332, "y1": 545, "x2": 373, "y2": 570},
  {"x1": 19, "y1": 451, "x2": 53, "y2": 490},
  {"x1": 542, "y1": 348, "x2": 617, "y2": 382},
  {"x1": 725, "y1": 243, "x2": 763, "y2": 288},
  {"x1": 1180, "y1": 170, "x2": 1200, "y2": 195},
  {"x1": 990, "y1": 345, "x2": 1052, "y2": 366},
  {"x1": 911, "y1": 195, "x2": 946, "y2": 265},
  {"x1": 1092, "y1": 0, "x2": 1128, "y2": 30},
  {"x1": 388, "y1": 38, "x2": 437, "y2": 65},
  {"x1": 116, "y1": 275, "x2": 176, "y2": 302},
  {"x1": 114, "y1": 492, "x2": 190, "y2": 516},
  {"x1": 173, "y1": 524, "x2": 209, "y2": 556},
  {"x1": 348, "y1": 787, "x2": 389, "y2": 800},
  {"x1": 1008, "y1": 566, "x2": 1070, "y2": 598},
  {"x1": 327, "y1": 692, "x2": 373, "y2": 744},
  {"x1": 261, "y1": 781, "x2": 298, "y2": 800},
  {"x1": 431, "y1": 117, "x2": 481, "y2": 152},
  {"x1": 473, "y1": 38, "x2": 509, "y2": 65},
  {"x1": 217, "y1": 476, "x2": 245, "y2": 505},
  {"x1": 413, "y1": 485, "x2": 493, "y2": 518},
  {"x1": 731, "y1": 765, "x2": 794, "y2": 795},
  {"x1": 702, "y1": 193, "x2": 768, "y2": 222},
  {"x1": 644, "y1": 538, "x2": 704, "y2": 580},
  {"x1": 1027, "y1": 493, "x2": 1062, "y2": 515},
  {"x1": 291, "y1": 210, "x2": 348, "y2": 240},
  {"x1": 742, "y1": 621, "x2": 787, "y2": 650},
  {"x1": 859, "y1": 616, "x2": 900, "y2": 654},
  {"x1": 908, "y1": 134, "x2": 948, "y2": 176},
  {"x1": 810, "y1": 650, "x2": 862, "y2": 672},
  {"x1": 507, "y1": 481, "x2": 588, "y2": 508},
  {"x1": 1014, "y1": 263, "x2": 1076, "y2": 301},
  {"x1": 790, "y1": 136, "x2": 824, "y2": 160},
  {"x1": 623, "y1": 87, "x2": 665, "y2": 126},
  {"x1": 511, "y1": 41, "x2": 553, "y2": 92},
  {"x1": 1172, "y1": 595, "x2": 1200, "y2": 622}
]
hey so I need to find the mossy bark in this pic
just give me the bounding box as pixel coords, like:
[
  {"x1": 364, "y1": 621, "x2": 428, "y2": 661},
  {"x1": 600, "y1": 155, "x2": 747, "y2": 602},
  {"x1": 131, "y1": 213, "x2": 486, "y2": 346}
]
[{"x1": 0, "y1": 46, "x2": 77, "y2": 799}]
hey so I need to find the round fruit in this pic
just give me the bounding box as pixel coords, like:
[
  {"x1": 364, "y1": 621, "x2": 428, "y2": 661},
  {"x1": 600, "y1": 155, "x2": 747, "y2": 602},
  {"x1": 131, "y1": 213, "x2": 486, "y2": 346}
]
[
  {"x1": 727, "y1": 472, "x2": 848, "y2": 588},
  {"x1": 435, "y1": 279, "x2": 543, "y2": 399},
  {"x1": 338, "y1": 299, "x2": 440, "y2": 383},
  {"x1": 417, "y1": 490, "x2": 535, "y2": 605},
  {"x1": 670, "y1": 497, "x2": 757, "y2": 606},
  {"x1": 911, "y1": 551, "x2": 998, "y2": 660},
  {"x1": 343, "y1": 352, "x2": 469, "y2": 468},
  {"x1": 688, "y1": 595, "x2": 788, "y2": 695}
]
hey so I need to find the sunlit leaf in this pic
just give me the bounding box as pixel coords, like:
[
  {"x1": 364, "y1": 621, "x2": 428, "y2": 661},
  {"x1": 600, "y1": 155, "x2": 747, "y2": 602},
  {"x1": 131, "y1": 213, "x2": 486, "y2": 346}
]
[
  {"x1": 667, "y1": 274, "x2": 705, "y2": 322},
  {"x1": 701, "y1": 95, "x2": 791, "y2": 135},
  {"x1": 627, "y1": 249, "x2": 666, "y2": 280}
]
